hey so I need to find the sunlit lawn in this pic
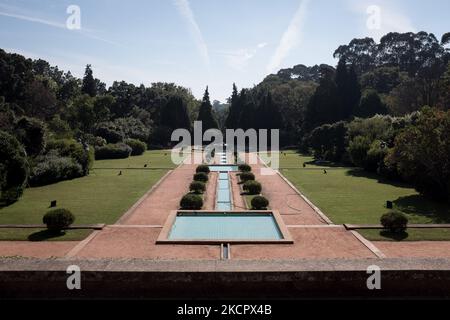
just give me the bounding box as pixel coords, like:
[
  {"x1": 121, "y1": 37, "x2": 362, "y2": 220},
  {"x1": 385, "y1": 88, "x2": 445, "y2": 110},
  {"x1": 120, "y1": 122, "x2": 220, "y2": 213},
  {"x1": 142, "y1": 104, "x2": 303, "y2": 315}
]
[
  {"x1": 277, "y1": 151, "x2": 450, "y2": 241},
  {"x1": 0, "y1": 151, "x2": 174, "y2": 241}
]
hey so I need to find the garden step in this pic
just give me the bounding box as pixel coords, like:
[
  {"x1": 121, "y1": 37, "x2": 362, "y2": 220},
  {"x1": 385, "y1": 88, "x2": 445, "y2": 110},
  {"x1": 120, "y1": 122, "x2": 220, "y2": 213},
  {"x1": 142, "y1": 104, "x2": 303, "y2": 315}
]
[{"x1": 344, "y1": 224, "x2": 450, "y2": 230}]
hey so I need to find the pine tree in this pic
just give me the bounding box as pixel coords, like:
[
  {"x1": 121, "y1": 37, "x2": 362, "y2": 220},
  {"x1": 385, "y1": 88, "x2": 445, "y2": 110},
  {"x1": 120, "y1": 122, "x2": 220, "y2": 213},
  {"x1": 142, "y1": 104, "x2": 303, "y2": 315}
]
[
  {"x1": 81, "y1": 65, "x2": 96, "y2": 97},
  {"x1": 335, "y1": 59, "x2": 361, "y2": 119},
  {"x1": 225, "y1": 83, "x2": 240, "y2": 129},
  {"x1": 197, "y1": 86, "x2": 219, "y2": 134}
]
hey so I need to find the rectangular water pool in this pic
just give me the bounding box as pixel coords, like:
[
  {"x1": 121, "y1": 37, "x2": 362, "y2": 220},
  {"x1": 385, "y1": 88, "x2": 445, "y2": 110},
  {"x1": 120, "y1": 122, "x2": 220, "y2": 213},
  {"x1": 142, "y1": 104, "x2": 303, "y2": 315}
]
[
  {"x1": 209, "y1": 165, "x2": 238, "y2": 172},
  {"x1": 157, "y1": 212, "x2": 293, "y2": 244}
]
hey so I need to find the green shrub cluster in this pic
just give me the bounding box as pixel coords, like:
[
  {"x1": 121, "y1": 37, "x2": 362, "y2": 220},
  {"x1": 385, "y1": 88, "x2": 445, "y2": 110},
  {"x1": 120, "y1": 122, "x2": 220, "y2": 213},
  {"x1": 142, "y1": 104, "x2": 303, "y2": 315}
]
[
  {"x1": 95, "y1": 143, "x2": 132, "y2": 160},
  {"x1": 125, "y1": 138, "x2": 147, "y2": 156},
  {"x1": 239, "y1": 172, "x2": 255, "y2": 183},
  {"x1": 196, "y1": 165, "x2": 210, "y2": 174},
  {"x1": 29, "y1": 152, "x2": 83, "y2": 186},
  {"x1": 238, "y1": 164, "x2": 252, "y2": 172},
  {"x1": 189, "y1": 181, "x2": 206, "y2": 194}
]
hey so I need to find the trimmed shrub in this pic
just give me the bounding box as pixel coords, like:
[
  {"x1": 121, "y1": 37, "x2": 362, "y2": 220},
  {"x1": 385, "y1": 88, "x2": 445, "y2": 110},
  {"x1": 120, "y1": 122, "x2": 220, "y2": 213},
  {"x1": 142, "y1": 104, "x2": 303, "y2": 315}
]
[
  {"x1": 196, "y1": 164, "x2": 210, "y2": 174},
  {"x1": 180, "y1": 193, "x2": 203, "y2": 210},
  {"x1": 95, "y1": 124, "x2": 124, "y2": 144},
  {"x1": 243, "y1": 180, "x2": 262, "y2": 195},
  {"x1": 380, "y1": 210, "x2": 408, "y2": 233},
  {"x1": 239, "y1": 172, "x2": 255, "y2": 183},
  {"x1": 95, "y1": 143, "x2": 131, "y2": 160},
  {"x1": 193, "y1": 172, "x2": 209, "y2": 183},
  {"x1": 251, "y1": 196, "x2": 269, "y2": 210},
  {"x1": 189, "y1": 181, "x2": 206, "y2": 194},
  {"x1": 238, "y1": 164, "x2": 252, "y2": 172},
  {"x1": 43, "y1": 208, "x2": 75, "y2": 232},
  {"x1": 125, "y1": 138, "x2": 147, "y2": 156},
  {"x1": 29, "y1": 154, "x2": 83, "y2": 187}
]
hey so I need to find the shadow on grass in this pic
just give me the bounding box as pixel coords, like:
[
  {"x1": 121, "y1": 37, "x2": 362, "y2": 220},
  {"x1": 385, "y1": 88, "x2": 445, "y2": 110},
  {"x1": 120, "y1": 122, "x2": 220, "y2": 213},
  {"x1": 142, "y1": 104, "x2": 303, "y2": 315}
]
[
  {"x1": 346, "y1": 168, "x2": 413, "y2": 189},
  {"x1": 394, "y1": 195, "x2": 450, "y2": 224},
  {"x1": 28, "y1": 230, "x2": 66, "y2": 242},
  {"x1": 379, "y1": 230, "x2": 409, "y2": 241}
]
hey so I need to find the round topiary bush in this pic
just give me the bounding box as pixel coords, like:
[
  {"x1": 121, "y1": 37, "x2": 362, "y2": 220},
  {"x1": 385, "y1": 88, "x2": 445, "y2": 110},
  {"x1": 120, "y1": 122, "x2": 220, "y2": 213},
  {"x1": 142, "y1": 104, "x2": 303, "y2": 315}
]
[
  {"x1": 243, "y1": 180, "x2": 262, "y2": 195},
  {"x1": 238, "y1": 164, "x2": 252, "y2": 172},
  {"x1": 239, "y1": 172, "x2": 255, "y2": 183},
  {"x1": 193, "y1": 172, "x2": 209, "y2": 183},
  {"x1": 251, "y1": 196, "x2": 269, "y2": 210},
  {"x1": 125, "y1": 138, "x2": 147, "y2": 156},
  {"x1": 43, "y1": 208, "x2": 75, "y2": 232},
  {"x1": 180, "y1": 193, "x2": 203, "y2": 210},
  {"x1": 380, "y1": 210, "x2": 408, "y2": 233},
  {"x1": 189, "y1": 181, "x2": 206, "y2": 194},
  {"x1": 196, "y1": 165, "x2": 210, "y2": 174}
]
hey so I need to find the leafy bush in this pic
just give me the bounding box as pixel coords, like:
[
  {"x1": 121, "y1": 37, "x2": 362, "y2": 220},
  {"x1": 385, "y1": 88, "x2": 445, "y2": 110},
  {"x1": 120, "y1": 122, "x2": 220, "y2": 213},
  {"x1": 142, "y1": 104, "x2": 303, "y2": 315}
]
[
  {"x1": 125, "y1": 138, "x2": 147, "y2": 156},
  {"x1": 29, "y1": 153, "x2": 83, "y2": 186},
  {"x1": 238, "y1": 164, "x2": 252, "y2": 172},
  {"x1": 251, "y1": 196, "x2": 269, "y2": 210},
  {"x1": 243, "y1": 180, "x2": 262, "y2": 195},
  {"x1": 43, "y1": 208, "x2": 75, "y2": 232},
  {"x1": 15, "y1": 116, "x2": 46, "y2": 156},
  {"x1": 46, "y1": 138, "x2": 93, "y2": 174},
  {"x1": 114, "y1": 117, "x2": 150, "y2": 142},
  {"x1": 95, "y1": 123, "x2": 124, "y2": 143},
  {"x1": 0, "y1": 131, "x2": 29, "y2": 204},
  {"x1": 193, "y1": 172, "x2": 209, "y2": 183},
  {"x1": 189, "y1": 181, "x2": 206, "y2": 194},
  {"x1": 95, "y1": 143, "x2": 131, "y2": 160},
  {"x1": 239, "y1": 172, "x2": 255, "y2": 183},
  {"x1": 180, "y1": 193, "x2": 203, "y2": 210},
  {"x1": 380, "y1": 210, "x2": 408, "y2": 233},
  {"x1": 386, "y1": 107, "x2": 450, "y2": 202},
  {"x1": 196, "y1": 165, "x2": 210, "y2": 174}
]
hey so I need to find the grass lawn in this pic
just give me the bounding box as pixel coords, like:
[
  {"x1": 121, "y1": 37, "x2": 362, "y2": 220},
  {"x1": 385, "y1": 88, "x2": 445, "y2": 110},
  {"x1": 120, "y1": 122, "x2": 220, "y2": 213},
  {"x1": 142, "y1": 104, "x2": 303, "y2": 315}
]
[
  {"x1": 0, "y1": 151, "x2": 174, "y2": 241},
  {"x1": 277, "y1": 151, "x2": 450, "y2": 241}
]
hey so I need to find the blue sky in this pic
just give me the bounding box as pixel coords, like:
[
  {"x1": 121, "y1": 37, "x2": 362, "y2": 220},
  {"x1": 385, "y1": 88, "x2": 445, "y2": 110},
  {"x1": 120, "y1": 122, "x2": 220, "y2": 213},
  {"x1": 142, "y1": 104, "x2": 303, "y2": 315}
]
[{"x1": 1, "y1": 0, "x2": 449, "y2": 102}]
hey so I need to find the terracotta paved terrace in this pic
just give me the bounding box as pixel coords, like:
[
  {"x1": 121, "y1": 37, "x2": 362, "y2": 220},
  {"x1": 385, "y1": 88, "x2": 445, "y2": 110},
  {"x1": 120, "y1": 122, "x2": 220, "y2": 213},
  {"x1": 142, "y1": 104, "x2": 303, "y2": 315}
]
[{"x1": 1, "y1": 151, "x2": 449, "y2": 261}]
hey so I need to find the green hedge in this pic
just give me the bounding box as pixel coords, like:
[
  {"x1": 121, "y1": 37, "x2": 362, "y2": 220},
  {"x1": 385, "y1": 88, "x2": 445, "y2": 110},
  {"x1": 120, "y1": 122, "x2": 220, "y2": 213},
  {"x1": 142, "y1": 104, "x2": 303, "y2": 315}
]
[{"x1": 95, "y1": 143, "x2": 132, "y2": 160}]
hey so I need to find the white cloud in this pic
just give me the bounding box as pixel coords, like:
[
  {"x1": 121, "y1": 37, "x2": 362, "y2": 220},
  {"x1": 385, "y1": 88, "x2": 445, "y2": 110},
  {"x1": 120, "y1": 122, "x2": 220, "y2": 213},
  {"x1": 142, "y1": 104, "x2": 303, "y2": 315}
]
[
  {"x1": 346, "y1": 0, "x2": 415, "y2": 41},
  {"x1": 174, "y1": 0, "x2": 210, "y2": 66},
  {"x1": 267, "y1": 0, "x2": 310, "y2": 74},
  {"x1": 216, "y1": 42, "x2": 268, "y2": 71},
  {"x1": 257, "y1": 42, "x2": 268, "y2": 49}
]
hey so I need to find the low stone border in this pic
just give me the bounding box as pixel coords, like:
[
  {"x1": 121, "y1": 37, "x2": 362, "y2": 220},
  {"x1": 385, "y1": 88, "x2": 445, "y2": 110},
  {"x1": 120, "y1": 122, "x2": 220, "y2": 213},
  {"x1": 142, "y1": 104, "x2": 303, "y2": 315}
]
[
  {"x1": 0, "y1": 224, "x2": 105, "y2": 230},
  {"x1": 345, "y1": 224, "x2": 450, "y2": 230},
  {"x1": 350, "y1": 230, "x2": 386, "y2": 258}
]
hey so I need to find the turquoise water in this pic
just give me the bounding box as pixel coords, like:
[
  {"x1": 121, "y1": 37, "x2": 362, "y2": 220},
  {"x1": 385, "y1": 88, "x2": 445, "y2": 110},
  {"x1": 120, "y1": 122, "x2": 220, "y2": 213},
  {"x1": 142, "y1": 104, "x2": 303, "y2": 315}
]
[
  {"x1": 209, "y1": 165, "x2": 238, "y2": 172},
  {"x1": 169, "y1": 213, "x2": 283, "y2": 240},
  {"x1": 216, "y1": 169, "x2": 232, "y2": 210}
]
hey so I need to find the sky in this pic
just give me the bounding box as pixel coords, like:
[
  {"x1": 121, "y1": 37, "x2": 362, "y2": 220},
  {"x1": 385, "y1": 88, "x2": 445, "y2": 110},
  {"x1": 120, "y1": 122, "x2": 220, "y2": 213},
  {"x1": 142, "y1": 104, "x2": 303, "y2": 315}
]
[{"x1": 0, "y1": 0, "x2": 449, "y2": 102}]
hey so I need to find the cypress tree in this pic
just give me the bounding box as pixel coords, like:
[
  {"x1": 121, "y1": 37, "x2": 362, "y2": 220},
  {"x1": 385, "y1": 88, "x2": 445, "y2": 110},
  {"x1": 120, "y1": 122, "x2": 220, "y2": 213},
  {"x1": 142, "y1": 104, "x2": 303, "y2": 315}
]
[
  {"x1": 225, "y1": 83, "x2": 240, "y2": 129},
  {"x1": 81, "y1": 64, "x2": 96, "y2": 97},
  {"x1": 197, "y1": 86, "x2": 219, "y2": 134}
]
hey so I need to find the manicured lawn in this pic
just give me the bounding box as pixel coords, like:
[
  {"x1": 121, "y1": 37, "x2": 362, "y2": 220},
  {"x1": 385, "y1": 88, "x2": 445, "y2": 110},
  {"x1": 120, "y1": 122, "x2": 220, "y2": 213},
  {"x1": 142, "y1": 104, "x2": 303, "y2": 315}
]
[
  {"x1": 278, "y1": 151, "x2": 450, "y2": 241},
  {"x1": 0, "y1": 151, "x2": 173, "y2": 241},
  {"x1": 93, "y1": 150, "x2": 176, "y2": 169}
]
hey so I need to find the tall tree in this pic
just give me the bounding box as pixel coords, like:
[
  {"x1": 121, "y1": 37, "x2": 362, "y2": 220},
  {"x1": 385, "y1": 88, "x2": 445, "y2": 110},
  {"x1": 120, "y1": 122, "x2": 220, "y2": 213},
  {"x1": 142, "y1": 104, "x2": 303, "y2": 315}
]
[
  {"x1": 81, "y1": 64, "x2": 96, "y2": 97},
  {"x1": 225, "y1": 83, "x2": 240, "y2": 129},
  {"x1": 161, "y1": 95, "x2": 191, "y2": 130},
  {"x1": 335, "y1": 59, "x2": 361, "y2": 119},
  {"x1": 196, "y1": 86, "x2": 218, "y2": 133}
]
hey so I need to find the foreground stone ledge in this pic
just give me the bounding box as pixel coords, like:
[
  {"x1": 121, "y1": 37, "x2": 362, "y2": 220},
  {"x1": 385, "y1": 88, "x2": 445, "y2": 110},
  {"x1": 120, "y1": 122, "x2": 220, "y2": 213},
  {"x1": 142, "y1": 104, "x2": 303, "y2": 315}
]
[{"x1": 2, "y1": 258, "x2": 450, "y2": 298}]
